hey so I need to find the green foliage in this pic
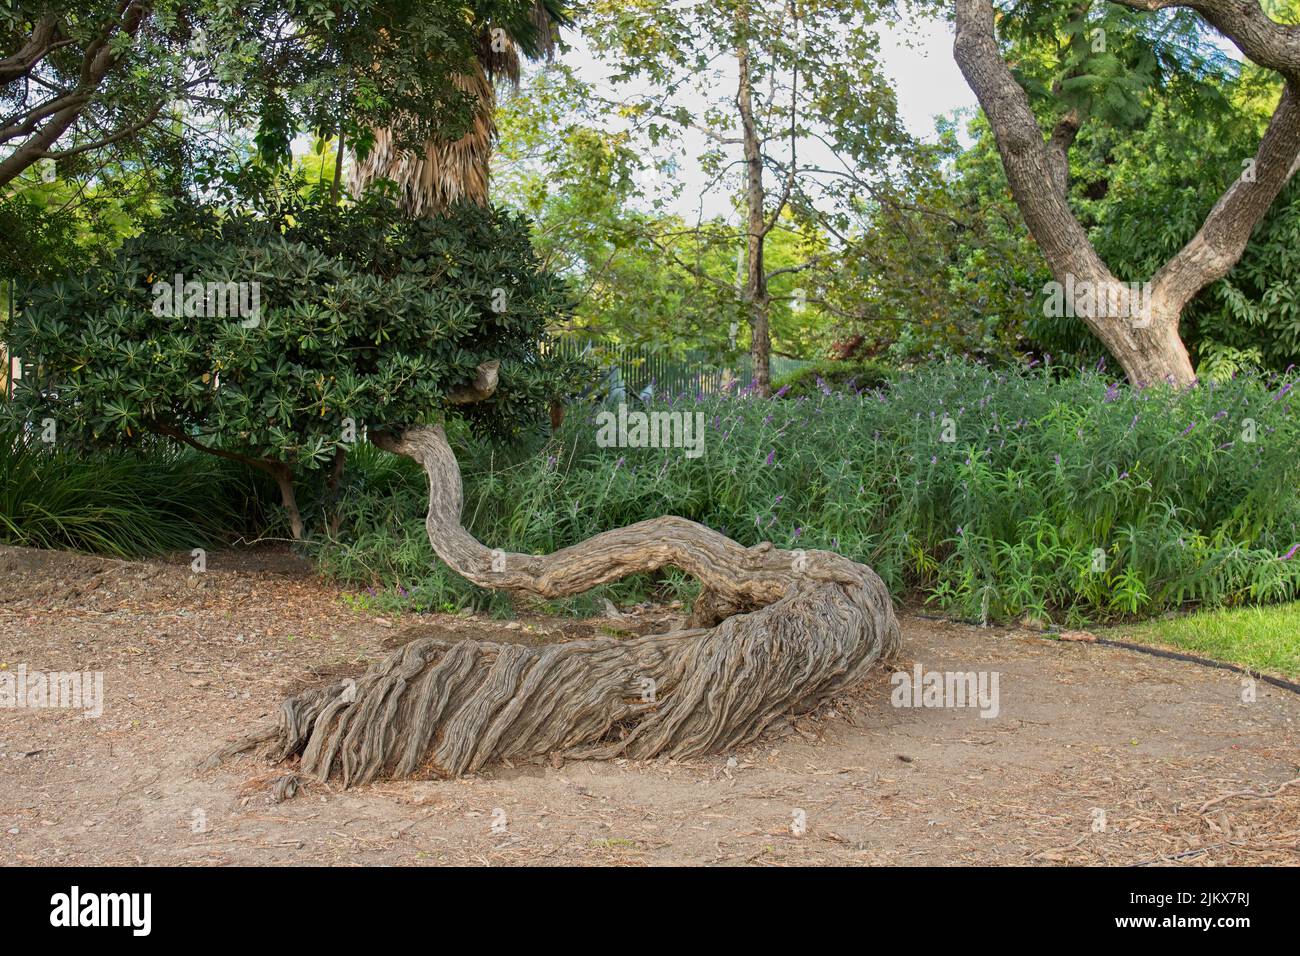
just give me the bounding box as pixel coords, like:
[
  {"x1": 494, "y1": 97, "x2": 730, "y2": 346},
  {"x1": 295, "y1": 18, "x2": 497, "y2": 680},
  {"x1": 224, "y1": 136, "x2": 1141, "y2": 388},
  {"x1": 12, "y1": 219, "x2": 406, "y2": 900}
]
[
  {"x1": 998, "y1": 1, "x2": 1234, "y2": 131},
  {"x1": 1107, "y1": 601, "x2": 1300, "y2": 678},
  {"x1": 4, "y1": 182, "x2": 591, "y2": 536},
  {"x1": 771, "y1": 359, "x2": 893, "y2": 398},
  {"x1": 0, "y1": 0, "x2": 565, "y2": 180},
  {"x1": 318, "y1": 362, "x2": 1300, "y2": 625},
  {"x1": 822, "y1": 2, "x2": 1300, "y2": 371},
  {"x1": 0, "y1": 156, "x2": 159, "y2": 288},
  {"x1": 0, "y1": 422, "x2": 266, "y2": 557},
  {"x1": 493, "y1": 62, "x2": 840, "y2": 360},
  {"x1": 493, "y1": 0, "x2": 921, "y2": 363},
  {"x1": 911, "y1": 3, "x2": 1300, "y2": 371}
]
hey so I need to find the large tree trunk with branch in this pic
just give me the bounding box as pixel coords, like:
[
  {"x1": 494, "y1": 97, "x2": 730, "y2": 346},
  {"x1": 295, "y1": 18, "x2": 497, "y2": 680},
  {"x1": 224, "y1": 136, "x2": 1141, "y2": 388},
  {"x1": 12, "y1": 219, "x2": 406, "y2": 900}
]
[
  {"x1": 208, "y1": 420, "x2": 899, "y2": 789},
  {"x1": 953, "y1": 0, "x2": 1300, "y2": 387}
]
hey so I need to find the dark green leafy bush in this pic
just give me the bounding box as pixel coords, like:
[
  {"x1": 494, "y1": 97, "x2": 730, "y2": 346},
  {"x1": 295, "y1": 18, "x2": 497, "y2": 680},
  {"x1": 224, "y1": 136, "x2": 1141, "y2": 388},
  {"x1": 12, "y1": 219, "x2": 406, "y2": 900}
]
[
  {"x1": 4, "y1": 187, "x2": 591, "y2": 537},
  {"x1": 771, "y1": 359, "x2": 893, "y2": 398}
]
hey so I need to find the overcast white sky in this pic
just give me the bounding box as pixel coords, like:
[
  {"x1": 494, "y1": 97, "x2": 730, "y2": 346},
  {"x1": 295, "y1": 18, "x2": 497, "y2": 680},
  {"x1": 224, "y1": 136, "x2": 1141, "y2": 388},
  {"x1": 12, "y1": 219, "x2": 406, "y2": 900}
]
[{"x1": 880, "y1": 16, "x2": 976, "y2": 137}]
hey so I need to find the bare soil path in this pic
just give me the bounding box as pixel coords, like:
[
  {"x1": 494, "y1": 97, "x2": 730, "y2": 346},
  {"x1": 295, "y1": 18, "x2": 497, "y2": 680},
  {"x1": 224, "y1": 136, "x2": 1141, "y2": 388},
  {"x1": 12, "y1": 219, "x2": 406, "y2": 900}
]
[{"x1": 1, "y1": 544, "x2": 1296, "y2": 866}]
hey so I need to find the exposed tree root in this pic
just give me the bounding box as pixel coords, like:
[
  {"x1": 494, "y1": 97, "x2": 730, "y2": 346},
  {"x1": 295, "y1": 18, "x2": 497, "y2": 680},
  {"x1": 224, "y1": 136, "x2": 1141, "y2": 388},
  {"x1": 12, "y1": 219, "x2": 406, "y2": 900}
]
[{"x1": 211, "y1": 424, "x2": 899, "y2": 787}]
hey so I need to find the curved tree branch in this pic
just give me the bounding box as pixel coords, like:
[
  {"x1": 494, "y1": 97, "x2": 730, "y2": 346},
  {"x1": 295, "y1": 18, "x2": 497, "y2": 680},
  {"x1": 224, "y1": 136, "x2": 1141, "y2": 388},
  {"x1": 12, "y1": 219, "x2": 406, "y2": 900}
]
[{"x1": 211, "y1": 424, "x2": 900, "y2": 787}]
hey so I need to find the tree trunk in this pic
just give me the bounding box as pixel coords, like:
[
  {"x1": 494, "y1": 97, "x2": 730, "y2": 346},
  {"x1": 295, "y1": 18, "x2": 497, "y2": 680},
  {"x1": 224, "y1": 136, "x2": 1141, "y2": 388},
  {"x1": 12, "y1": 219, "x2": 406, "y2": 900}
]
[
  {"x1": 272, "y1": 466, "x2": 305, "y2": 541},
  {"x1": 1084, "y1": 294, "x2": 1195, "y2": 387},
  {"x1": 953, "y1": 0, "x2": 1300, "y2": 389},
  {"x1": 330, "y1": 116, "x2": 345, "y2": 206},
  {"x1": 736, "y1": 9, "x2": 772, "y2": 396},
  {"x1": 207, "y1": 425, "x2": 900, "y2": 790},
  {"x1": 323, "y1": 448, "x2": 346, "y2": 539},
  {"x1": 347, "y1": 68, "x2": 497, "y2": 218}
]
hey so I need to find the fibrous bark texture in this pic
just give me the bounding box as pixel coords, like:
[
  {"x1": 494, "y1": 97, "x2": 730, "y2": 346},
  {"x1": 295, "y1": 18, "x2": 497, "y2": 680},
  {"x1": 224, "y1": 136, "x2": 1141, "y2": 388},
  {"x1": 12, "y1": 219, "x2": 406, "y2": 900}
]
[
  {"x1": 348, "y1": 67, "x2": 497, "y2": 217},
  {"x1": 224, "y1": 425, "x2": 899, "y2": 787},
  {"x1": 347, "y1": 5, "x2": 559, "y2": 218}
]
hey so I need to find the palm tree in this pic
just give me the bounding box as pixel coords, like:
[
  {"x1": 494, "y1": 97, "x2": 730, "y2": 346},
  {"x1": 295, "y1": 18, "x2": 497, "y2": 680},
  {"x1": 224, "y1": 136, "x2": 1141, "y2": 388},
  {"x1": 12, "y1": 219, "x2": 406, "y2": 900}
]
[{"x1": 348, "y1": 1, "x2": 564, "y2": 217}]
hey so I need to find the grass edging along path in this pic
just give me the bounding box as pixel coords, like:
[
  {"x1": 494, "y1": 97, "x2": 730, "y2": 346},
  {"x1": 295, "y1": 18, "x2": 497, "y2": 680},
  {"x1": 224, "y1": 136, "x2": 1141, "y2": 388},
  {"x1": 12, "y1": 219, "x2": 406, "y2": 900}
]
[{"x1": 1101, "y1": 601, "x2": 1300, "y2": 682}]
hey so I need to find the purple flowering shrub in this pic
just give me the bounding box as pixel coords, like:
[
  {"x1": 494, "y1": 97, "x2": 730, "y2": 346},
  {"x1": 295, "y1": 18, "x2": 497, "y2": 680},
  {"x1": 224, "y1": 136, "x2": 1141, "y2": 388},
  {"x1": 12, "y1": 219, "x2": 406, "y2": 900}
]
[{"x1": 319, "y1": 360, "x2": 1300, "y2": 625}]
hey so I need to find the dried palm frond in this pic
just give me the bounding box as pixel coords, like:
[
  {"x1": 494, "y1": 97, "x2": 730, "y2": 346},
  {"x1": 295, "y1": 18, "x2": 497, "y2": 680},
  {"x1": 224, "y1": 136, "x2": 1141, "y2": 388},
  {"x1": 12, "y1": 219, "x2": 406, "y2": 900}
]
[
  {"x1": 350, "y1": 67, "x2": 497, "y2": 216},
  {"x1": 350, "y1": 2, "x2": 563, "y2": 218}
]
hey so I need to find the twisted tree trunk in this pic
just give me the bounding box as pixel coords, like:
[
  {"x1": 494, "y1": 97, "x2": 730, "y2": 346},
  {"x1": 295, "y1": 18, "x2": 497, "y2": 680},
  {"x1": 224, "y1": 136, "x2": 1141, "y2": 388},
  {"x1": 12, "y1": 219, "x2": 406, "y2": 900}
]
[{"x1": 210, "y1": 424, "x2": 899, "y2": 789}]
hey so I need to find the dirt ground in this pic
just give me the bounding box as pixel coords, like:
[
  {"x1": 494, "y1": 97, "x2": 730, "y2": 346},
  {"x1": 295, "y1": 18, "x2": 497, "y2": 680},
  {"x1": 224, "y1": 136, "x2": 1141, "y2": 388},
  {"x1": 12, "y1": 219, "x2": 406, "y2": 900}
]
[{"x1": 1, "y1": 543, "x2": 1296, "y2": 866}]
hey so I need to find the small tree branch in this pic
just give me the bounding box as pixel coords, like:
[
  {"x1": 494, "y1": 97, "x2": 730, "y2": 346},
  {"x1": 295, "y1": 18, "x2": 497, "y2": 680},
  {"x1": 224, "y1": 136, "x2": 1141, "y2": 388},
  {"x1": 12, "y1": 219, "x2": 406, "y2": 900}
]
[
  {"x1": 0, "y1": 14, "x2": 61, "y2": 84},
  {"x1": 445, "y1": 359, "x2": 501, "y2": 404},
  {"x1": 1153, "y1": 80, "x2": 1300, "y2": 311},
  {"x1": 151, "y1": 422, "x2": 281, "y2": 477},
  {"x1": 39, "y1": 100, "x2": 165, "y2": 160},
  {"x1": 0, "y1": 0, "x2": 149, "y2": 189}
]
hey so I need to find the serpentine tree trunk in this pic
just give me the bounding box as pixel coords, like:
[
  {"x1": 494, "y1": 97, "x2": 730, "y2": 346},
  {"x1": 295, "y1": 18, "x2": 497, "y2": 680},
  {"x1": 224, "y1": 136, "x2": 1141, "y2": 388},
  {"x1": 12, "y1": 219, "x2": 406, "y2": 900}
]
[{"x1": 209, "y1": 424, "x2": 900, "y2": 790}]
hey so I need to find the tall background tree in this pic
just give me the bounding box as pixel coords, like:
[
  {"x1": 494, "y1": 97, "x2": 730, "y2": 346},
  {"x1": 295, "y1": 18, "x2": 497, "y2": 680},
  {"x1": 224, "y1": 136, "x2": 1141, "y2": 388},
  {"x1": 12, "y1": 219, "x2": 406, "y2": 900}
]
[
  {"x1": 568, "y1": 0, "x2": 918, "y2": 393},
  {"x1": 954, "y1": 0, "x2": 1300, "y2": 386}
]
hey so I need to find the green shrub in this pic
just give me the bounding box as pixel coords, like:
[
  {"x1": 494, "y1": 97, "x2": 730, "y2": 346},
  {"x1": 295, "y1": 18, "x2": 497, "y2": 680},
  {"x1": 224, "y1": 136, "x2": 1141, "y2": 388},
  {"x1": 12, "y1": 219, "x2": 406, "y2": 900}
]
[
  {"x1": 0, "y1": 422, "x2": 268, "y2": 556},
  {"x1": 317, "y1": 360, "x2": 1300, "y2": 625},
  {"x1": 4, "y1": 183, "x2": 591, "y2": 538},
  {"x1": 771, "y1": 358, "x2": 893, "y2": 398}
]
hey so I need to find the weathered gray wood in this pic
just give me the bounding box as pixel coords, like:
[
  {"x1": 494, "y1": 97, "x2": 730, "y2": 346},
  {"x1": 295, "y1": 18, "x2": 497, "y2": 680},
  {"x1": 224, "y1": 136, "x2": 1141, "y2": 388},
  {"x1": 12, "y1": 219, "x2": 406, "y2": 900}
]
[{"x1": 215, "y1": 424, "x2": 899, "y2": 786}]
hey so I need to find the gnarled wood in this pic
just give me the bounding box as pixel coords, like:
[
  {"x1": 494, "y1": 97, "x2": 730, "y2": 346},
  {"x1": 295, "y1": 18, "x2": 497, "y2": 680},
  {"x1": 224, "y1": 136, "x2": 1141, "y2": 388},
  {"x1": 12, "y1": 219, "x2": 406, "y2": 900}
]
[{"x1": 212, "y1": 425, "x2": 900, "y2": 787}]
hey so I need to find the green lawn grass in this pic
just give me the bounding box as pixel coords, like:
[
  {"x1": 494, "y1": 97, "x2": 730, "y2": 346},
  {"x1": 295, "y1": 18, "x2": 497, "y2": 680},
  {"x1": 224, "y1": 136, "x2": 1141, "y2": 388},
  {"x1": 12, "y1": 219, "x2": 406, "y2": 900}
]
[{"x1": 1105, "y1": 603, "x2": 1300, "y2": 679}]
